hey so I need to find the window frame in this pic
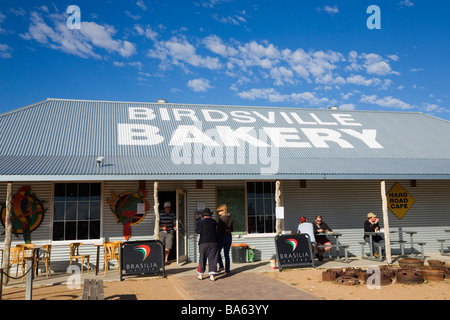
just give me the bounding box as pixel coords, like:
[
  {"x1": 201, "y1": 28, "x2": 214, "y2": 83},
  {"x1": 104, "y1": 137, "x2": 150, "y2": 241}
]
[
  {"x1": 245, "y1": 180, "x2": 277, "y2": 235},
  {"x1": 50, "y1": 181, "x2": 104, "y2": 245}
]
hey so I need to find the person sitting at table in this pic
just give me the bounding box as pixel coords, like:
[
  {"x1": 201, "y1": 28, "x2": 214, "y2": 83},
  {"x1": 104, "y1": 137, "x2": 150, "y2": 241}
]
[
  {"x1": 313, "y1": 215, "x2": 333, "y2": 261},
  {"x1": 364, "y1": 212, "x2": 384, "y2": 259}
]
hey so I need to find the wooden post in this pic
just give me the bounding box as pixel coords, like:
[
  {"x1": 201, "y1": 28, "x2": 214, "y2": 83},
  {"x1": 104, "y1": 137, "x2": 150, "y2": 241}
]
[
  {"x1": 380, "y1": 180, "x2": 392, "y2": 264},
  {"x1": 153, "y1": 181, "x2": 160, "y2": 241},
  {"x1": 275, "y1": 181, "x2": 282, "y2": 235},
  {"x1": 2, "y1": 182, "x2": 13, "y2": 285}
]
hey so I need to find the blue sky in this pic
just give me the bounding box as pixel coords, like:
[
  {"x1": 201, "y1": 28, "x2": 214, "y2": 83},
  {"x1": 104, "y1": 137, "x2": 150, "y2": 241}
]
[{"x1": 1, "y1": 0, "x2": 449, "y2": 120}]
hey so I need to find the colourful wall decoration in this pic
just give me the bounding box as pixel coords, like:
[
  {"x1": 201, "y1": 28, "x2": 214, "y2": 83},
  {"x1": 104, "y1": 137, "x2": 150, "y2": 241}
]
[
  {"x1": 107, "y1": 189, "x2": 149, "y2": 240},
  {"x1": 1, "y1": 186, "x2": 47, "y2": 244}
]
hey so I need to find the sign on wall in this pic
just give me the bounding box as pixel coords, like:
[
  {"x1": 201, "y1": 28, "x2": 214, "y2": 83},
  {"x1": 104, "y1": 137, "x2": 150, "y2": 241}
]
[
  {"x1": 386, "y1": 182, "x2": 415, "y2": 220},
  {"x1": 107, "y1": 190, "x2": 150, "y2": 240},
  {"x1": 1, "y1": 186, "x2": 46, "y2": 244}
]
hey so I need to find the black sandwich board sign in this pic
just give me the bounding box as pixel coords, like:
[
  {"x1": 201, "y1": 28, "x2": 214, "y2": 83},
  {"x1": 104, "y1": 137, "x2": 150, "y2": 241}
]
[
  {"x1": 120, "y1": 240, "x2": 165, "y2": 281},
  {"x1": 274, "y1": 234, "x2": 315, "y2": 271}
]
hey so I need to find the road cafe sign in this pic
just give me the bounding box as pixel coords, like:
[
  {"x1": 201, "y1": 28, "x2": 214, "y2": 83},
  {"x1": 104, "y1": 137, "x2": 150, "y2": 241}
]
[{"x1": 386, "y1": 182, "x2": 415, "y2": 219}]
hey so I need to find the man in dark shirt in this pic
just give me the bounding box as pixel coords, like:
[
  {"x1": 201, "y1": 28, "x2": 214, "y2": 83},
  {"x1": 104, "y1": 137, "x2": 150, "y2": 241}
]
[
  {"x1": 364, "y1": 212, "x2": 384, "y2": 258},
  {"x1": 313, "y1": 215, "x2": 333, "y2": 261},
  {"x1": 159, "y1": 201, "x2": 176, "y2": 264},
  {"x1": 196, "y1": 208, "x2": 218, "y2": 281}
]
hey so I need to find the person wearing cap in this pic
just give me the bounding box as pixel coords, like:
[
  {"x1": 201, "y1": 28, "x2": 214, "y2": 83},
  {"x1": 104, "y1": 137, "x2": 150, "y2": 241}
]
[
  {"x1": 216, "y1": 204, "x2": 234, "y2": 274},
  {"x1": 364, "y1": 212, "x2": 384, "y2": 258},
  {"x1": 196, "y1": 208, "x2": 218, "y2": 281},
  {"x1": 297, "y1": 216, "x2": 316, "y2": 253},
  {"x1": 159, "y1": 201, "x2": 176, "y2": 264}
]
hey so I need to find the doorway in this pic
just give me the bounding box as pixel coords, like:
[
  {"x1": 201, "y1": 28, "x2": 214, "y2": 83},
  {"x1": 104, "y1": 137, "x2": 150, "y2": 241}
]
[{"x1": 157, "y1": 190, "x2": 188, "y2": 264}]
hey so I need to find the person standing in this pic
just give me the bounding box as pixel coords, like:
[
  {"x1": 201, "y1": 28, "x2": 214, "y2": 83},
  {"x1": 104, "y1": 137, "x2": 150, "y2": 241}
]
[
  {"x1": 196, "y1": 208, "x2": 218, "y2": 281},
  {"x1": 216, "y1": 204, "x2": 234, "y2": 274},
  {"x1": 159, "y1": 201, "x2": 176, "y2": 265}
]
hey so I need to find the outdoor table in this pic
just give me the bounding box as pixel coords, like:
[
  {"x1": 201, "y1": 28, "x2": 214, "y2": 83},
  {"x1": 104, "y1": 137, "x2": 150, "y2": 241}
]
[
  {"x1": 94, "y1": 243, "x2": 104, "y2": 276},
  {"x1": 315, "y1": 232, "x2": 342, "y2": 259},
  {"x1": 390, "y1": 228, "x2": 418, "y2": 255},
  {"x1": 22, "y1": 247, "x2": 41, "y2": 279},
  {"x1": 364, "y1": 231, "x2": 384, "y2": 259}
]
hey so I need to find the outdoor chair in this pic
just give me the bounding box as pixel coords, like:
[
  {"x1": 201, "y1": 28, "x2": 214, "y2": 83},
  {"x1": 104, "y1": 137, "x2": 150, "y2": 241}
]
[
  {"x1": 103, "y1": 241, "x2": 121, "y2": 277},
  {"x1": 37, "y1": 244, "x2": 52, "y2": 278},
  {"x1": 69, "y1": 242, "x2": 90, "y2": 274},
  {"x1": 9, "y1": 247, "x2": 26, "y2": 281}
]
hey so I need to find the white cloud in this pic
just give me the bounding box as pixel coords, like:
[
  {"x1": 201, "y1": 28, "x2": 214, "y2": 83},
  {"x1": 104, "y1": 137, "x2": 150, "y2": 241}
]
[
  {"x1": 199, "y1": 0, "x2": 232, "y2": 8},
  {"x1": 136, "y1": 0, "x2": 148, "y2": 11},
  {"x1": 316, "y1": 5, "x2": 339, "y2": 15},
  {"x1": 0, "y1": 44, "x2": 13, "y2": 58},
  {"x1": 346, "y1": 75, "x2": 381, "y2": 86},
  {"x1": 363, "y1": 53, "x2": 398, "y2": 76},
  {"x1": 238, "y1": 88, "x2": 287, "y2": 102},
  {"x1": 20, "y1": 10, "x2": 136, "y2": 59},
  {"x1": 211, "y1": 11, "x2": 247, "y2": 25},
  {"x1": 270, "y1": 66, "x2": 294, "y2": 86},
  {"x1": 291, "y1": 91, "x2": 330, "y2": 105},
  {"x1": 238, "y1": 88, "x2": 331, "y2": 106},
  {"x1": 125, "y1": 11, "x2": 141, "y2": 21},
  {"x1": 203, "y1": 35, "x2": 238, "y2": 57},
  {"x1": 134, "y1": 25, "x2": 158, "y2": 41},
  {"x1": 148, "y1": 36, "x2": 222, "y2": 70},
  {"x1": 145, "y1": 34, "x2": 408, "y2": 106},
  {"x1": 360, "y1": 94, "x2": 414, "y2": 110},
  {"x1": 187, "y1": 78, "x2": 212, "y2": 92},
  {"x1": 399, "y1": 0, "x2": 414, "y2": 7}
]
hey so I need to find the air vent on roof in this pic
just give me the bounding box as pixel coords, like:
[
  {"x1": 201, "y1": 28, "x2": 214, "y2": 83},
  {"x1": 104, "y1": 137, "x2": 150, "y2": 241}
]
[
  {"x1": 328, "y1": 106, "x2": 339, "y2": 110},
  {"x1": 156, "y1": 99, "x2": 167, "y2": 103}
]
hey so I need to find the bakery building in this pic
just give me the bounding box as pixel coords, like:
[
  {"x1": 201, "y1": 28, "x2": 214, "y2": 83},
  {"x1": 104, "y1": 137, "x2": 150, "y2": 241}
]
[{"x1": 1, "y1": 98, "x2": 450, "y2": 271}]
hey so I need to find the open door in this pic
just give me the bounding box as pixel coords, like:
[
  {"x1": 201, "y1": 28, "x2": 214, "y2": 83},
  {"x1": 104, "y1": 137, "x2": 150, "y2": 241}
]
[{"x1": 176, "y1": 189, "x2": 188, "y2": 264}]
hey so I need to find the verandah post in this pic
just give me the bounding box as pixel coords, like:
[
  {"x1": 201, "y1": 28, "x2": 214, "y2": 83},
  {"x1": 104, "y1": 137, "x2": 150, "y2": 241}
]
[{"x1": 2, "y1": 182, "x2": 13, "y2": 285}]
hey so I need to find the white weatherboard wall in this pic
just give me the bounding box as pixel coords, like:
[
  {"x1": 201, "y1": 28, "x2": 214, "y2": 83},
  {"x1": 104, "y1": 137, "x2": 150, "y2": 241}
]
[{"x1": 1, "y1": 179, "x2": 450, "y2": 271}]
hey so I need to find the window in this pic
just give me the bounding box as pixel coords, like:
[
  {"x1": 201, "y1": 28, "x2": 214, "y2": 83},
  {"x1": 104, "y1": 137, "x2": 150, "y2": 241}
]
[
  {"x1": 247, "y1": 181, "x2": 275, "y2": 233},
  {"x1": 53, "y1": 183, "x2": 101, "y2": 241}
]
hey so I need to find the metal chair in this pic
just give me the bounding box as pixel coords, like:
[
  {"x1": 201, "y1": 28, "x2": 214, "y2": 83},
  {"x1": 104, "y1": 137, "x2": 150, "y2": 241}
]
[{"x1": 69, "y1": 242, "x2": 90, "y2": 274}]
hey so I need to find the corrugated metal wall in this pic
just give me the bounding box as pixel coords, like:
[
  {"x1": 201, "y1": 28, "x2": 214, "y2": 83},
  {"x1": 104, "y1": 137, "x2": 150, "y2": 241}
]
[{"x1": 1, "y1": 179, "x2": 450, "y2": 272}]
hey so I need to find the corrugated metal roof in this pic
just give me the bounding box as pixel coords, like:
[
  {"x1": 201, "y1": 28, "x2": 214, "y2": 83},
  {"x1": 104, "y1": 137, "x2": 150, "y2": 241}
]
[{"x1": 1, "y1": 98, "x2": 450, "y2": 180}]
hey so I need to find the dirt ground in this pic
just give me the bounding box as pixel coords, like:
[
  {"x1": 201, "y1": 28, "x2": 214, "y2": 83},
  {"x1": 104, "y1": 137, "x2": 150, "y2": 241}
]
[
  {"x1": 264, "y1": 268, "x2": 450, "y2": 300},
  {"x1": 2, "y1": 267, "x2": 449, "y2": 300}
]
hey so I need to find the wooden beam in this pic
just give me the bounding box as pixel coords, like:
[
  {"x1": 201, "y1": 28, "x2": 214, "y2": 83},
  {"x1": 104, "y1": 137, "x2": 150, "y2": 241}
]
[
  {"x1": 275, "y1": 181, "x2": 283, "y2": 235},
  {"x1": 380, "y1": 180, "x2": 392, "y2": 264},
  {"x1": 2, "y1": 182, "x2": 13, "y2": 285},
  {"x1": 153, "y1": 181, "x2": 160, "y2": 241}
]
